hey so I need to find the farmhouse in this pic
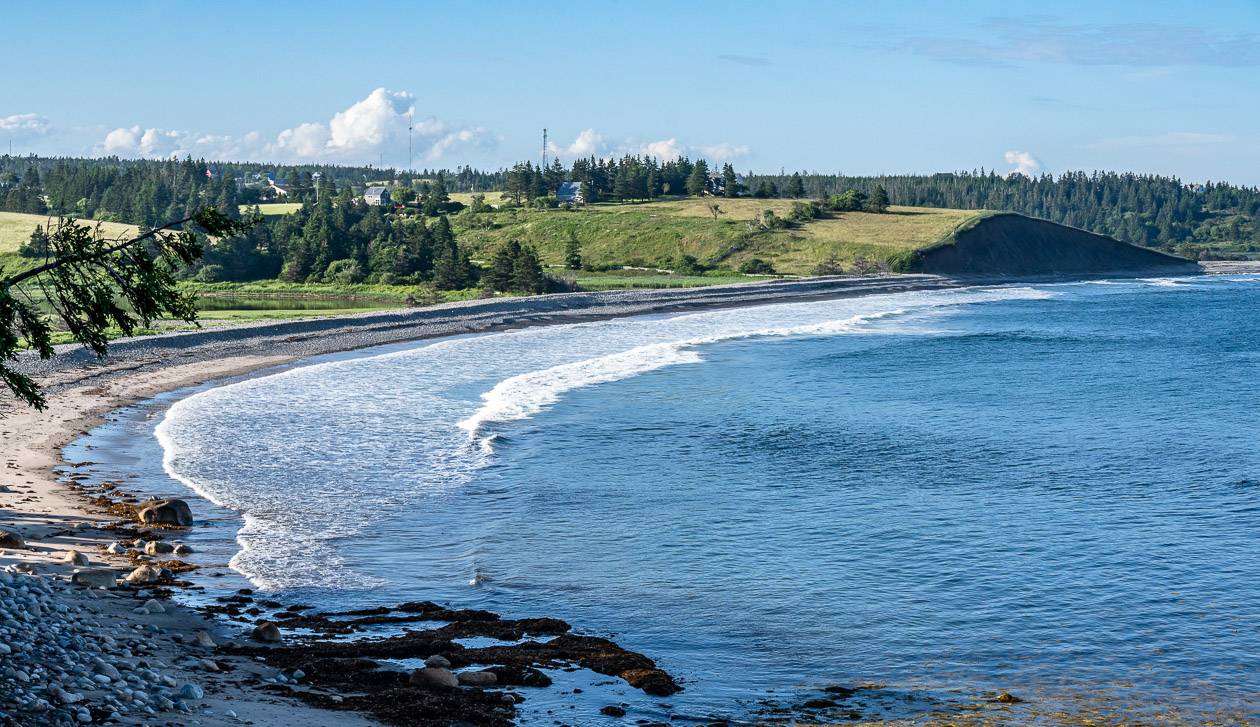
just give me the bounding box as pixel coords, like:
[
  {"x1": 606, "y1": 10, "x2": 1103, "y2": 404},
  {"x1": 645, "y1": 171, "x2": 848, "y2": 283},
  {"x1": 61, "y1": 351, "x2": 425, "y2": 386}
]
[
  {"x1": 556, "y1": 181, "x2": 584, "y2": 204},
  {"x1": 363, "y1": 186, "x2": 392, "y2": 206}
]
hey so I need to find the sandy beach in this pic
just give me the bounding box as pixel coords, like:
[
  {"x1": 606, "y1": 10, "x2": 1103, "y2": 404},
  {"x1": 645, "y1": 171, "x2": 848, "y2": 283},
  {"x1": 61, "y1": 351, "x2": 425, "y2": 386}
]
[{"x1": 3, "y1": 274, "x2": 981, "y2": 726}]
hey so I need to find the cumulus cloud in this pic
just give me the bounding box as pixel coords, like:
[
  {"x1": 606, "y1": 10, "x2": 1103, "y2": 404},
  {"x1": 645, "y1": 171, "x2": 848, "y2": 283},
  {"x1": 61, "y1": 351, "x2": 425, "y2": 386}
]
[
  {"x1": 1004, "y1": 150, "x2": 1042, "y2": 177},
  {"x1": 697, "y1": 143, "x2": 751, "y2": 162},
  {"x1": 94, "y1": 88, "x2": 495, "y2": 164},
  {"x1": 547, "y1": 128, "x2": 605, "y2": 158},
  {"x1": 544, "y1": 129, "x2": 749, "y2": 163},
  {"x1": 640, "y1": 138, "x2": 686, "y2": 160},
  {"x1": 0, "y1": 113, "x2": 52, "y2": 138}
]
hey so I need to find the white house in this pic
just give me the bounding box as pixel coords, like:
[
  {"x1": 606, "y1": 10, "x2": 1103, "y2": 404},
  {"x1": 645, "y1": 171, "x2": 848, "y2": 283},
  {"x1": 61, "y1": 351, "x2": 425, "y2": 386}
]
[
  {"x1": 556, "y1": 181, "x2": 584, "y2": 204},
  {"x1": 363, "y1": 186, "x2": 392, "y2": 206}
]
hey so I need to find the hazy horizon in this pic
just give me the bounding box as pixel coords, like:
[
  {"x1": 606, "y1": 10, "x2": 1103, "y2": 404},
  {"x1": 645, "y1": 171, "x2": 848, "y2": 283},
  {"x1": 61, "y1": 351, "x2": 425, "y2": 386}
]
[{"x1": 3, "y1": 1, "x2": 1259, "y2": 185}]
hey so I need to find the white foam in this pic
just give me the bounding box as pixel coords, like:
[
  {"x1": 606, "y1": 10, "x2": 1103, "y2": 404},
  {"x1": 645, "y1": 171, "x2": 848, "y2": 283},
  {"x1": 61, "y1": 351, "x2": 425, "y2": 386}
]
[{"x1": 152, "y1": 282, "x2": 1059, "y2": 590}]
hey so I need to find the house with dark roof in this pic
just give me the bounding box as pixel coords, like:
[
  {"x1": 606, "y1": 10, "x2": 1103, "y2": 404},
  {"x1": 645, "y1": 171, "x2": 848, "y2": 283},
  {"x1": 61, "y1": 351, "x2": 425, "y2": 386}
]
[{"x1": 363, "y1": 186, "x2": 392, "y2": 206}]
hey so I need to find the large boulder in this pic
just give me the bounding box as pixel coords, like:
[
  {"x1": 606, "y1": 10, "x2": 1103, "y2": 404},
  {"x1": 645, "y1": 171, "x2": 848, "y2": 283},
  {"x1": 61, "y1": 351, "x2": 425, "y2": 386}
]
[
  {"x1": 143, "y1": 541, "x2": 175, "y2": 555},
  {"x1": 409, "y1": 667, "x2": 459, "y2": 689},
  {"x1": 71, "y1": 569, "x2": 118, "y2": 588},
  {"x1": 457, "y1": 670, "x2": 498, "y2": 687},
  {"x1": 125, "y1": 565, "x2": 163, "y2": 585},
  {"x1": 63, "y1": 550, "x2": 90, "y2": 565},
  {"x1": 137, "y1": 499, "x2": 193, "y2": 527},
  {"x1": 251, "y1": 622, "x2": 282, "y2": 643}
]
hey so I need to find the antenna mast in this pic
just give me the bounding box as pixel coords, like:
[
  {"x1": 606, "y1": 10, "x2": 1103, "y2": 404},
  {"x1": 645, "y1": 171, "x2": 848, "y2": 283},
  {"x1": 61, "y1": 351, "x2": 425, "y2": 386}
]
[
  {"x1": 542, "y1": 128, "x2": 548, "y2": 169},
  {"x1": 408, "y1": 112, "x2": 414, "y2": 172}
]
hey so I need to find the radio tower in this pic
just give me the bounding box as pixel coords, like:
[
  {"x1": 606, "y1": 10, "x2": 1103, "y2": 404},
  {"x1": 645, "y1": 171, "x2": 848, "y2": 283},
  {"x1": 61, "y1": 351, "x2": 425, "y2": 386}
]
[{"x1": 542, "y1": 128, "x2": 548, "y2": 169}]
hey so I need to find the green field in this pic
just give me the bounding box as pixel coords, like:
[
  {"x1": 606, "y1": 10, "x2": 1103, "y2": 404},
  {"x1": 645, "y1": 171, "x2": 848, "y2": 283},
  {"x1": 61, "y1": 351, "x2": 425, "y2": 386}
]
[
  {"x1": 0, "y1": 212, "x2": 140, "y2": 272},
  {"x1": 453, "y1": 198, "x2": 982, "y2": 275},
  {"x1": 239, "y1": 202, "x2": 303, "y2": 217}
]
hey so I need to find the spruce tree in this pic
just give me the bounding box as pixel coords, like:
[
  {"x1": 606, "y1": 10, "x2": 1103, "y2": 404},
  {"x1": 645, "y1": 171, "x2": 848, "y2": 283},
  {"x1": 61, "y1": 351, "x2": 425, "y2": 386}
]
[
  {"x1": 686, "y1": 160, "x2": 711, "y2": 197},
  {"x1": 513, "y1": 245, "x2": 545, "y2": 294},
  {"x1": 868, "y1": 185, "x2": 890, "y2": 213},
  {"x1": 787, "y1": 172, "x2": 806, "y2": 198},
  {"x1": 721, "y1": 164, "x2": 739, "y2": 197},
  {"x1": 565, "y1": 231, "x2": 582, "y2": 270}
]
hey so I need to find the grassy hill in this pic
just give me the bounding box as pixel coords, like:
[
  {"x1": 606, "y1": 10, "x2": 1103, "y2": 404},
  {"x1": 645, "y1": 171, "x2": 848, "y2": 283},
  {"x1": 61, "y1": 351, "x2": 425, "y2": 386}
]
[
  {"x1": 0, "y1": 211, "x2": 140, "y2": 273},
  {"x1": 453, "y1": 198, "x2": 979, "y2": 275}
]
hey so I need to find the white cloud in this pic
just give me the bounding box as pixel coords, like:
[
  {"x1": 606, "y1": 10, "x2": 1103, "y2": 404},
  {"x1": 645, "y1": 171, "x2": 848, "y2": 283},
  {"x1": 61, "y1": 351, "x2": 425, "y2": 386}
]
[
  {"x1": 548, "y1": 128, "x2": 604, "y2": 158},
  {"x1": 697, "y1": 143, "x2": 751, "y2": 162},
  {"x1": 545, "y1": 129, "x2": 751, "y2": 164},
  {"x1": 1004, "y1": 149, "x2": 1042, "y2": 177},
  {"x1": 0, "y1": 113, "x2": 52, "y2": 137},
  {"x1": 93, "y1": 88, "x2": 494, "y2": 164},
  {"x1": 640, "y1": 138, "x2": 686, "y2": 160}
]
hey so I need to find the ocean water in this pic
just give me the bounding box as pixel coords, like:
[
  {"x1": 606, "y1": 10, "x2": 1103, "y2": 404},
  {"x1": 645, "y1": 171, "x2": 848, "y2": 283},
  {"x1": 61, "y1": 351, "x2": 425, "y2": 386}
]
[{"x1": 70, "y1": 276, "x2": 1260, "y2": 723}]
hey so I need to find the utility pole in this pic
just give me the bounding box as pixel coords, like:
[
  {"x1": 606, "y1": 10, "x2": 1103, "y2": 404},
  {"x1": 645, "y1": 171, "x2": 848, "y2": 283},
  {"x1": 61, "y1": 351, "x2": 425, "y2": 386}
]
[
  {"x1": 408, "y1": 111, "x2": 414, "y2": 173},
  {"x1": 542, "y1": 128, "x2": 548, "y2": 169}
]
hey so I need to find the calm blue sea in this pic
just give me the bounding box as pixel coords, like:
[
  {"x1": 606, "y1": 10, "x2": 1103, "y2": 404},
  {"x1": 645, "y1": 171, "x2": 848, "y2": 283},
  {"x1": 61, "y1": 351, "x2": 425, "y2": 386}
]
[{"x1": 68, "y1": 276, "x2": 1260, "y2": 723}]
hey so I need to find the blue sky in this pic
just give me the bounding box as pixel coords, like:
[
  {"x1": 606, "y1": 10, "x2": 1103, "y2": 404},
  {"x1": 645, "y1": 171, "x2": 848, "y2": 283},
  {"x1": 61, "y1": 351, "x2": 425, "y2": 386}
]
[{"x1": 3, "y1": 1, "x2": 1258, "y2": 184}]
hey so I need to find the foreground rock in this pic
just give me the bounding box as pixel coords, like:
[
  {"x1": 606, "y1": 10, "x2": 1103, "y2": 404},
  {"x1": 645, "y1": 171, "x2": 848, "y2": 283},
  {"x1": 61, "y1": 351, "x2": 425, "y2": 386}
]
[
  {"x1": 0, "y1": 529, "x2": 25, "y2": 549},
  {"x1": 136, "y1": 498, "x2": 193, "y2": 527},
  {"x1": 0, "y1": 566, "x2": 206, "y2": 726}
]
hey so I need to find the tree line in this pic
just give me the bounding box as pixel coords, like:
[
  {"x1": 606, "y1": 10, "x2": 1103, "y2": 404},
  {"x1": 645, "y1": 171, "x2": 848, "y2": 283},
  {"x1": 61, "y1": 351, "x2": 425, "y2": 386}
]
[{"x1": 744, "y1": 170, "x2": 1260, "y2": 254}]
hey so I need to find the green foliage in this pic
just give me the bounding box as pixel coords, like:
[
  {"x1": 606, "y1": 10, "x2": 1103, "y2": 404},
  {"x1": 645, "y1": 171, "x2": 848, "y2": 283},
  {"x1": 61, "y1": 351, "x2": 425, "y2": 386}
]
[
  {"x1": 486, "y1": 240, "x2": 546, "y2": 294},
  {"x1": 671, "y1": 254, "x2": 706, "y2": 276},
  {"x1": 18, "y1": 225, "x2": 49, "y2": 258},
  {"x1": 868, "y1": 186, "x2": 890, "y2": 213},
  {"x1": 828, "y1": 189, "x2": 869, "y2": 212},
  {"x1": 789, "y1": 201, "x2": 823, "y2": 222},
  {"x1": 686, "y1": 160, "x2": 711, "y2": 197},
  {"x1": 812, "y1": 255, "x2": 844, "y2": 275},
  {"x1": 564, "y1": 231, "x2": 582, "y2": 270},
  {"x1": 787, "y1": 172, "x2": 806, "y2": 199},
  {"x1": 721, "y1": 164, "x2": 740, "y2": 197},
  {"x1": 1, "y1": 208, "x2": 247, "y2": 409},
  {"x1": 738, "y1": 258, "x2": 776, "y2": 274}
]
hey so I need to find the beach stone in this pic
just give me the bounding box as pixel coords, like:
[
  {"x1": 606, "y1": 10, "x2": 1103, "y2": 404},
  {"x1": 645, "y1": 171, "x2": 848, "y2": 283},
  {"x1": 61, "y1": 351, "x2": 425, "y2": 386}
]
[
  {"x1": 457, "y1": 670, "x2": 498, "y2": 687},
  {"x1": 172, "y1": 543, "x2": 192, "y2": 555},
  {"x1": 193, "y1": 631, "x2": 216, "y2": 648},
  {"x1": 136, "y1": 499, "x2": 193, "y2": 527},
  {"x1": 177, "y1": 683, "x2": 203, "y2": 700},
  {"x1": 600, "y1": 705, "x2": 627, "y2": 717},
  {"x1": 0, "y1": 529, "x2": 25, "y2": 548},
  {"x1": 142, "y1": 598, "x2": 165, "y2": 614},
  {"x1": 71, "y1": 569, "x2": 117, "y2": 588},
  {"x1": 105, "y1": 542, "x2": 127, "y2": 554},
  {"x1": 125, "y1": 565, "x2": 162, "y2": 585},
  {"x1": 424, "y1": 654, "x2": 451, "y2": 668},
  {"x1": 409, "y1": 666, "x2": 459, "y2": 689},
  {"x1": 143, "y1": 541, "x2": 175, "y2": 555},
  {"x1": 63, "y1": 550, "x2": 90, "y2": 566},
  {"x1": 251, "y1": 622, "x2": 282, "y2": 643}
]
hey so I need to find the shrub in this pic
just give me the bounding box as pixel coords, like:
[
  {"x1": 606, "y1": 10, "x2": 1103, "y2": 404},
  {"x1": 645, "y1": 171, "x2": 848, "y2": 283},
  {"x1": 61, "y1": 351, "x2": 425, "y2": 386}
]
[
  {"x1": 192, "y1": 264, "x2": 225, "y2": 283},
  {"x1": 812, "y1": 255, "x2": 844, "y2": 276},
  {"x1": 739, "y1": 258, "x2": 777, "y2": 275},
  {"x1": 323, "y1": 259, "x2": 365, "y2": 285}
]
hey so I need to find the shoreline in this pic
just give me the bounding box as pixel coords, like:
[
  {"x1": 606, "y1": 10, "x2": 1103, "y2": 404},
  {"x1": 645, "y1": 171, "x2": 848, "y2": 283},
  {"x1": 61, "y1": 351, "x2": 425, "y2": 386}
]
[{"x1": 0, "y1": 270, "x2": 1215, "y2": 725}]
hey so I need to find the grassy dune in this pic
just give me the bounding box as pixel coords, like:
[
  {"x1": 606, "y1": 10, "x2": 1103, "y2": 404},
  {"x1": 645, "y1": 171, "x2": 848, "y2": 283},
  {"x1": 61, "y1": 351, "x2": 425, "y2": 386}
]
[{"x1": 453, "y1": 199, "x2": 981, "y2": 275}]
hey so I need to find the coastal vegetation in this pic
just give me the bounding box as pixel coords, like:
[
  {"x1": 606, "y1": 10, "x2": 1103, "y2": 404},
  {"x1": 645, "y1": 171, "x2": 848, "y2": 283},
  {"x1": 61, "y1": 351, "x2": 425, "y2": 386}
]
[{"x1": 0, "y1": 208, "x2": 244, "y2": 408}]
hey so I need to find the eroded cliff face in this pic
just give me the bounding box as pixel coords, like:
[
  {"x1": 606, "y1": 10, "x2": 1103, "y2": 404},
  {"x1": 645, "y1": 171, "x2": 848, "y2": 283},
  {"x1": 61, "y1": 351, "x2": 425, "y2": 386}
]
[{"x1": 903, "y1": 213, "x2": 1199, "y2": 276}]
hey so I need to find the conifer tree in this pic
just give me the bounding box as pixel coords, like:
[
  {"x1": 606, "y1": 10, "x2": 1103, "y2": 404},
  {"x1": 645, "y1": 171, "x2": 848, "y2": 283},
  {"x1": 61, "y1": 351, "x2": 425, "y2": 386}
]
[
  {"x1": 787, "y1": 172, "x2": 806, "y2": 198},
  {"x1": 686, "y1": 160, "x2": 711, "y2": 197},
  {"x1": 565, "y1": 231, "x2": 582, "y2": 270}
]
